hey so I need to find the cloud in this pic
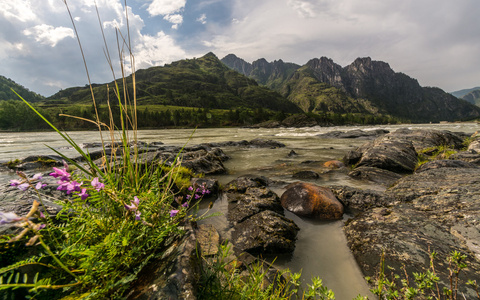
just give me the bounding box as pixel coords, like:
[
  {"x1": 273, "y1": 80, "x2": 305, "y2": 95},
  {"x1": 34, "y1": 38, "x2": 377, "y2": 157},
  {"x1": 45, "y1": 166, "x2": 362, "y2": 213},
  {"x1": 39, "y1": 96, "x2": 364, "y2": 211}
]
[
  {"x1": 0, "y1": 0, "x2": 37, "y2": 22},
  {"x1": 134, "y1": 31, "x2": 187, "y2": 69},
  {"x1": 287, "y1": 0, "x2": 317, "y2": 18},
  {"x1": 197, "y1": 14, "x2": 207, "y2": 24},
  {"x1": 23, "y1": 24, "x2": 74, "y2": 47},
  {"x1": 147, "y1": 0, "x2": 186, "y2": 17}
]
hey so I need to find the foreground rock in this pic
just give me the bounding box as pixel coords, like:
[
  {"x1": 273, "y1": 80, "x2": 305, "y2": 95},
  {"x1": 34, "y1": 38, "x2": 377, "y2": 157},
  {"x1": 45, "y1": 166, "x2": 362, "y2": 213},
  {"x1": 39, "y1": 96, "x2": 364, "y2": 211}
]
[
  {"x1": 280, "y1": 182, "x2": 344, "y2": 219},
  {"x1": 316, "y1": 129, "x2": 389, "y2": 139},
  {"x1": 225, "y1": 175, "x2": 299, "y2": 255},
  {"x1": 343, "y1": 164, "x2": 480, "y2": 298}
]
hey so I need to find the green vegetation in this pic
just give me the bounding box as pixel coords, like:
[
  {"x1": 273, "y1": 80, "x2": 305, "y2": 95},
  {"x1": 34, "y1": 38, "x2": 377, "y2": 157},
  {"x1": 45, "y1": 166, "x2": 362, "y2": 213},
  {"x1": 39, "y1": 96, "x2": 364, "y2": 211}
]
[{"x1": 0, "y1": 75, "x2": 44, "y2": 102}]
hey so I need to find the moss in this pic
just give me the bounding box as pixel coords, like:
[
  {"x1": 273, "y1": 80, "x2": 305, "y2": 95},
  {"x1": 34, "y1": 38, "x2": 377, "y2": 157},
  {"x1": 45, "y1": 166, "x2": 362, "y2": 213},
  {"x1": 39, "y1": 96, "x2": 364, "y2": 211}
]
[{"x1": 6, "y1": 159, "x2": 20, "y2": 168}]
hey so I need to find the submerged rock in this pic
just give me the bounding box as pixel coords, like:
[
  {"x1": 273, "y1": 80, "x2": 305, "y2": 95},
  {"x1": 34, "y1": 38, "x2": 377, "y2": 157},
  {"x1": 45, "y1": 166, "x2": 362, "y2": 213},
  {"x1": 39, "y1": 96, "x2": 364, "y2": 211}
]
[{"x1": 280, "y1": 182, "x2": 344, "y2": 219}]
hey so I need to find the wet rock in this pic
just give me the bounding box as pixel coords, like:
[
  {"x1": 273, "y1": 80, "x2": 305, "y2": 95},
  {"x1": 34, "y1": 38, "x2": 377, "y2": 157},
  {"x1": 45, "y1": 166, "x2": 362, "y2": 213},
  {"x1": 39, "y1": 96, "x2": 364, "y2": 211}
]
[
  {"x1": 292, "y1": 170, "x2": 320, "y2": 179},
  {"x1": 323, "y1": 160, "x2": 345, "y2": 169},
  {"x1": 179, "y1": 149, "x2": 226, "y2": 175},
  {"x1": 227, "y1": 187, "x2": 284, "y2": 225},
  {"x1": 348, "y1": 166, "x2": 403, "y2": 186},
  {"x1": 224, "y1": 175, "x2": 271, "y2": 193},
  {"x1": 287, "y1": 150, "x2": 298, "y2": 157},
  {"x1": 280, "y1": 182, "x2": 344, "y2": 219},
  {"x1": 248, "y1": 138, "x2": 285, "y2": 149},
  {"x1": 4, "y1": 155, "x2": 64, "y2": 171},
  {"x1": 415, "y1": 159, "x2": 479, "y2": 173},
  {"x1": 316, "y1": 129, "x2": 389, "y2": 139},
  {"x1": 231, "y1": 210, "x2": 299, "y2": 255},
  {"x1": 342, "y1": 150, "x2": 363, "y2": 166},
  {"x1": 328, "y1": 185, "x2": 394, "y2": 212}
]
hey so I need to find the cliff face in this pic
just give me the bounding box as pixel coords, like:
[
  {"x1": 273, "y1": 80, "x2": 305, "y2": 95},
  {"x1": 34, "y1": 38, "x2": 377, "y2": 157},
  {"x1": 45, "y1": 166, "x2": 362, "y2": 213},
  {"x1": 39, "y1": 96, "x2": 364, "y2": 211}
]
[{"x1": 222, "y1": 54, "x2": 480, "y2": 122}]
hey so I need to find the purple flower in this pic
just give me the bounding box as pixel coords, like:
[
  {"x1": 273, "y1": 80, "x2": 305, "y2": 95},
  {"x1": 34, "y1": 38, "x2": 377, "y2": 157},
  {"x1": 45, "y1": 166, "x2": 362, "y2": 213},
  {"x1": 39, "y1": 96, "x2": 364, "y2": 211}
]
[
  {"x1": 186, "y1": 194, "x2": 191, "y2": 200},
  {"x1": 57, "y1": 180, "x2": 69, "y2": 191},
  {"x1": 125, "y1": 196, "x2": 140, "y2": 211},
  {"x1": 66, "y1": 181, "x2": 82, "y2": 195},
  {"x1": 10, "y1": 179, "x2": 22, "y2": 187},
  {"x1": 18, "y1": 183, "x2": 30, "y2": 191},
  {"x1": 91, "y1": 177, "x2": 105, "y2": 192},
  {"x1": 188, "y1": 186, "x2": 193, "y2": 191},
  {"x1": 182, "y1": 202, "x2": 189, "y2": 208},
  {"x1": 35, "y1": 182, "x2": 46, "y2": 190},
  {"x1": 0, "y1": 212, "x2": 21, "y2": 225},
  {"x1": 49, "y1": 167, "x2": 71, "y2": 182},
  {"x1": 194, "y1": 194, "x2": 201, "y2": 200},
  {"x1": 78, "y1": 188, "x2": 89, "y2": 200},
  {"x1": 169, "y1": 210, "x2": 179, "y2": 217},
  {"x1": 32, "y1": 173, "x2": 43, "y2": 181},
  {"x1": 135, "y1": 211, "x2": 142, "y2": 220}
]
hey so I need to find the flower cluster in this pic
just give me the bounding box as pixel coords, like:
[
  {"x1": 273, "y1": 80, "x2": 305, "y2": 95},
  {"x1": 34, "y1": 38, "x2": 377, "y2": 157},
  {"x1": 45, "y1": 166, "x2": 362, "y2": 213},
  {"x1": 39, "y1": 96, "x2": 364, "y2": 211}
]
[
  {"x1": 0, "y1": 200, "x2": 46, "y2": 246},
  {"x1": 125, "y1": 196, "x2": 142, "y2": 220},
  {"x1": 186, "y1": 182, "x2": 211, "y2": 201},
  {"x1": 48, "y1": 161, "x2": 104, "y2": 200},
  {"x1": 10, "y1": 171, "x2": 46, "y2": 191}
]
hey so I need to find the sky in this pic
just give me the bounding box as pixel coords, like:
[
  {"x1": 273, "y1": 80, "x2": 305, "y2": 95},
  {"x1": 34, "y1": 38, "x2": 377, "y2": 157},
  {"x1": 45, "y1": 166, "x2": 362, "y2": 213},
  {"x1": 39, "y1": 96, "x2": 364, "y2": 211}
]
[{"x1": 0, "y1": 0, "x2": 479, "y2": 97}]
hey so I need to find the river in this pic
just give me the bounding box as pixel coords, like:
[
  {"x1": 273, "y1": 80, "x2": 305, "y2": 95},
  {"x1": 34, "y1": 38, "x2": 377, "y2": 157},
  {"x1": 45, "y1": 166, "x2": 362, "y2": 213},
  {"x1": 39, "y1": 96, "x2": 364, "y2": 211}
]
[{"x1": 1, "y1": 123, "x2": 479, "y2": 299}]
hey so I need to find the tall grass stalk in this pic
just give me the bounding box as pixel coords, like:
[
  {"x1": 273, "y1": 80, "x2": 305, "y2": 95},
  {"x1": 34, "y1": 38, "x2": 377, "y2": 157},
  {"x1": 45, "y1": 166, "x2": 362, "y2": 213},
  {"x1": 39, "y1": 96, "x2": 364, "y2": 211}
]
[{"x1": 0, "y1": 1, "x2": 199, "y2": 299}]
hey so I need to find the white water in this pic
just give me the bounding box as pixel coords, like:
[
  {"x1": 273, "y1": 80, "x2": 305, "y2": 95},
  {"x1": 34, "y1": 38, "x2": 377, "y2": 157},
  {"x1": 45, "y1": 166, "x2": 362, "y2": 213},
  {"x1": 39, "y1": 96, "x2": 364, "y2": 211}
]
[{"x1": 2, "y1": 123, "x2": 479, "y2": 299}]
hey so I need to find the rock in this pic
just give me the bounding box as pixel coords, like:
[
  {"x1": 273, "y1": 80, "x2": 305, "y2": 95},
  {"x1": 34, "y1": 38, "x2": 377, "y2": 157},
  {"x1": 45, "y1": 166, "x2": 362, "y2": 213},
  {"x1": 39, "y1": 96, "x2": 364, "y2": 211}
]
[
  {"x1": 231, "y1": 210, "x2": 299, "y2": 255},
  {"x1": 287, "y1": 150, "x2": 298, "y2": 157},
  {"x1": 323, "y1": 160, "x2": 344, "y2": 169},
  {"x1": 316, "y1": 129, "x2": 389, "y2": 139},
  {"x1": 348, "y1": 166, "x2": 403, "y2": 186},
  {"x1": 227, "y1": 187, "x2": 284, "y2": 225},
  {"x1": 195, "y1": 224, "x2": 220, "y2": 256},
  {"x1": 292, "y1": 170, "x2": 320, "y2": 179},
  {"x1": 248, "y1": 138, "x2": 285, "y2": 149},
  {"x1": 415, "y1": 159, "x2": 479, "y2": 173},
  {"x1": 344, "y1": 167, "x2": 480, "y2": 298},
  {"x1": 386, "y1": 128, "x2": 465, "y2": 152},
  {"x1": 126, "y1": 223, "x2": 200, "y2": 300},
  {"x1": 280, "y1": 182, "x2": 344, "y2": 219},
  {"x1": 190, "y1": 178, "x2": 219, "y2": 197},
  {"x1": 329, "y1": 185, "x2": 394, "y2": 212},
  {"x1": 224, "y1": 175, "x2": 271, "y2": 193},
  {"x1": 280, "y1": 114, "x2": 319, "y2": 127},
  {"x1": 342, "y1": 150, "x2": 363, "y2": 166},
  {"x1": 356, "y1": 137, "x2": 418, "y2": 173},
  {"x1": 179, "y1": 149, "x2": 226, "y2": 175}
]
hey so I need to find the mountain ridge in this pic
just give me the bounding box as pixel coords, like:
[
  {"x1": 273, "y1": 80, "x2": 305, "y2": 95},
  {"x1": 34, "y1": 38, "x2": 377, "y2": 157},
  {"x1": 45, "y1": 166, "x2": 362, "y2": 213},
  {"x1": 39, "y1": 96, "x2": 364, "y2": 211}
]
[{"x1": 221, "y1": 54, "x2": 480, "y2": 122}]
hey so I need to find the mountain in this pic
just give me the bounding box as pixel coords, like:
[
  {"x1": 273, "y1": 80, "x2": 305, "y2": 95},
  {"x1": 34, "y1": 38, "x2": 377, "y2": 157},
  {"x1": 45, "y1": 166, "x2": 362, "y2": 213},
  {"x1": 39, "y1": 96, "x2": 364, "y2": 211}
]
[
  {"x1": 0, "y1": 75, "x2": 44, "y2": 102},
  {"x1": 222, "y1": 55, "x2": 480, "y2": 122},
  {"x1": 48, "y1": 52, "x2": 302, "y2": 113},
  {"x1": 461, "y1": 89, "x2": 480, "y2": 106},
  {"x1": 451, "y1": 87, "x2": 480, "y2": 98}
]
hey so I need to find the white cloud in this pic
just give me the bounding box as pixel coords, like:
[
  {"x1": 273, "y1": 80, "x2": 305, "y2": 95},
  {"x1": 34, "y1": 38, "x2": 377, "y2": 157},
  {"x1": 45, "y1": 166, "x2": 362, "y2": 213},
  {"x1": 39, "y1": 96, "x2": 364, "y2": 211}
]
[
  {"x1": 197, "y1": 14, "x2": 207, "y2": 24},
  {"x1": 23, "y1": 24, "x2": 75, "y2": 47},
  {"x1": 134, "y1": 31, "x2": 187, "y2": 69},
  {"x1": 287, "y1": 0, "x2": 317, "y2": 18},
  {"x1": 0, "y1": 0, "x2": 37, "y2": 22},
  {"x1": 147, "y1": 0, "x2": 186, "y2": 17},
  {"x1": 164, "y1": 14, "x2": 183, "y2": 25}
]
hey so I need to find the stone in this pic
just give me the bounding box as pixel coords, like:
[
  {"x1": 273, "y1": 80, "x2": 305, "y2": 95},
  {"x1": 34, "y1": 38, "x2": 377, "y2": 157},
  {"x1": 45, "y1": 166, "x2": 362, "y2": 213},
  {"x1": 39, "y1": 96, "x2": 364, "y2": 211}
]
[
  {"x1": 323, "y1": 160, "x2": 345, "y2": 169},
  {"x1": 195, "y1": 224, "x2": 220, "y2": 256},
  {"x1": 280, "y1": 182, "x2": 344, "y2": 219},
  {"x1": 231, "y1": 210, "x2": 299, "y2": 255},
  {"x1": 292, "y1": 170, "x2": 320, "y2": 179},
  {"x1": 348, "y1": 166, "x2": 403, "y2": 186}
]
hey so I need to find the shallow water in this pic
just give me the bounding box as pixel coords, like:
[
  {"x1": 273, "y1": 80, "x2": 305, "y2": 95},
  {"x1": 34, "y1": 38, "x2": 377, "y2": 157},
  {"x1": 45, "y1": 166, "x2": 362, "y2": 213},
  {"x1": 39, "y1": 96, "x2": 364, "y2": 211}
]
[{"x1": 2, "y1": 123, "x2": 480, "y2": 299}]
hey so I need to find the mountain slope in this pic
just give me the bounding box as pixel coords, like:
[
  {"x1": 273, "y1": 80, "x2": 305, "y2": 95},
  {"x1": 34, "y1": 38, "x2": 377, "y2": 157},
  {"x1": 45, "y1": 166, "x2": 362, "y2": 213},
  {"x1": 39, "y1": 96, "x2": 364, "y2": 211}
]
[
  {"x1": 461, "y1": 89, "x2": 480, "y2": 106},
  {"x1": 0, "y1": 75, "x2": 44, "y2": 102},
  {"x1": 48, "y1": 53, "x2": 302, "y2": 113},
  {"x1": 222, "y1": 55, "x2": 480, "y2": 122},
  {"x1": 451, "y1": 87, "x2": 480, "y2": 98}
]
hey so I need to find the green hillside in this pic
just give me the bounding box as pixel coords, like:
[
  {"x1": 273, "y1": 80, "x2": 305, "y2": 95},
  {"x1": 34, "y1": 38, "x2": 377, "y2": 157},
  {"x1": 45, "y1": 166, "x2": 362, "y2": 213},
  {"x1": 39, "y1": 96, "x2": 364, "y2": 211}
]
[
  {"x1": 47, "y1": 53, "x2": 302, "y2": 114},
  {"x1": 0, "y1": 75, "x2": 44, "y2": 102}
]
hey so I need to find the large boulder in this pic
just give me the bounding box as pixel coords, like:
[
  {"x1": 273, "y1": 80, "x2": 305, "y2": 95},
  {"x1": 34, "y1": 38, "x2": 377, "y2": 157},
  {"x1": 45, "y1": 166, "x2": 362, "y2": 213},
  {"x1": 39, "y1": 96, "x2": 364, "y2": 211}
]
[
  {"x1": 225, "y1": 176, "x2": 299, "y2": 255},
  {"x1": 280, "y1": 182, "x2": 344, "y2": 219},
  {"x1": 355, "y1": 137, "x2": 418, "y2": 173},
  {"x1": 386, "y1": 128, "x2": 466, "y2": 152},
  {"x1": 348, "y1": 166, "x2": 403, "y2": 186},
  {"x1": 231, "y1": 210, "x2": 299, "y2": 255},
  {"x1": 344, "y1": 165, "x2": 480, "y2": 298}
]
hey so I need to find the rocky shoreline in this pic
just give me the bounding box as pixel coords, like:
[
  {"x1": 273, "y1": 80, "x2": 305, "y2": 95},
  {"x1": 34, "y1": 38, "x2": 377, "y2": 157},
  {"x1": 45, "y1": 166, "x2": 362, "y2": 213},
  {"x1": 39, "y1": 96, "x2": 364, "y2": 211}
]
[{"x1": 2, "y1": 129, "x2": 480, "y2": 298}]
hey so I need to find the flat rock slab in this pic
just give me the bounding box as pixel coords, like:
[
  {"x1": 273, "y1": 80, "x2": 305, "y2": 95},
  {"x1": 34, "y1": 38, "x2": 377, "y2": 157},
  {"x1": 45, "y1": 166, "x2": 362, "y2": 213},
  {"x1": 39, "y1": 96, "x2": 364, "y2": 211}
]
[{"x1": 344, "y1": 166, "x2": 480, "y2": 298}]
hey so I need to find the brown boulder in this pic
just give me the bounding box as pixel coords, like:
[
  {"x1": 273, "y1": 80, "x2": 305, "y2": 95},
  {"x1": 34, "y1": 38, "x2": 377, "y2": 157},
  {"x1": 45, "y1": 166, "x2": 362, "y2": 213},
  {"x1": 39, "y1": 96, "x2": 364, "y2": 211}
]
[{"x1": 280, "y1": 182, "x2": 344, "y2": 219}]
